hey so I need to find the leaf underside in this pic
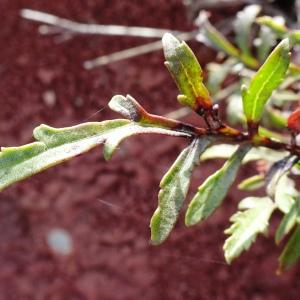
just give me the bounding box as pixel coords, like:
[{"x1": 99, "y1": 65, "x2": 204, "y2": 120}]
[
  {"x1": 0, "y1": 120, "x2": 189, "y2": 191},
  {"x1": 150, "y1": 137, "x2": 212, "y2": 245}
]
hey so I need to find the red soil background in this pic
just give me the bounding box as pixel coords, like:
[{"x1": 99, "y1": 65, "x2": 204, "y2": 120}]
[{"x1": 0, "y1": 0, "x2": 300, "y2": 299}]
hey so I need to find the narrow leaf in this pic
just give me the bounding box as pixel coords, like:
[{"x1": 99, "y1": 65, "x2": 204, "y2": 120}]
[
  {"x1": 197, "y1": 15, "x2": 258, "y2": 68},
  {"x1": 224, "y1": 197, "x2": 274, "y2": 263},
  {"x1": 238, "y1": 174, "x2": 264, "y2": 191},
  {"x1": 0, "y1": 120, "x2": 189, "y2": 191},
  {"x1": 162, "y1": 33, "x2": 212, "y2": 110},
  {"x1": 201, "y1": 20, "x2": 239, "y2": 57},
  {"x1": 242, "y1": 39, "x2": 290, "y2": 123},
  {"x1": 234, "y1": 5, "x2": 261, "y2": 56},
  {"x1": 279, "y1": 225, "x2": 300, "y2": 272},
  {"x1": 150, "y1": 137, "x2": 212, "y2": 244},
  {"x1": 185, "y1": 143, "x2": 251, "y2": 226},
  {"x1": 201, "y1": 144, "x2": 287, "y2": 164},
  {"x1": 275, "y1": 201, "x2": 299, "y2": 244},
  {"x1": 0, "y1": 120, "x2": 123, "y2": 191}
]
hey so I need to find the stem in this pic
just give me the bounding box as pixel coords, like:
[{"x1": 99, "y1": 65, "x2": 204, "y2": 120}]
[{"x1": 146, "y1": 111, "x2": 300, "y2": 158}]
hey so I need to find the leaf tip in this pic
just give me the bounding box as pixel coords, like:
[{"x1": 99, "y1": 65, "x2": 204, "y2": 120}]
[
  {"x1": 162, "y1": 33, "x2": 181, "y2": 57},
  {"x1": 109, "y1": 94, "x2": 144, "y2": 121}
]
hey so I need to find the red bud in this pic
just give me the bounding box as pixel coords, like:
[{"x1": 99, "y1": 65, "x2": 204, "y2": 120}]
[{"x1": 288, "y1": 108, "x2": 300, "y2": 132}]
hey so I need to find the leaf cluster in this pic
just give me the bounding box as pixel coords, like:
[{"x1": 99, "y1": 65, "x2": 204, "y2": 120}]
[{"x1": 2, "y1": 5, "x2": 300, "y2": 272}]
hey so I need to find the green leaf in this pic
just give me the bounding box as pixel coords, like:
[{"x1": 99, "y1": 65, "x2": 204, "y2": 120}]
[
  {"x1": 224, "y1": 197, "x2": 275, "y2": 264},
  {"x1": 150, "y1": 137, "x2": 212, "y2": 244},
  {"x1": 275, "y1": 201, "x2": 299, "y2": 244},
  {"x1": 274, "y1": 175, "x2": 299, "y2": 214},
  {"x1": 279, "y1": 225, "x2": 300, "y2": 271},
  {"x1": 0, "y1": 119, "x2": 189, "y2": 191},
  {"x1": 162, "y1": 33, "x2": 212, "y2": 110},
  {"x1": 234, "y1": 5, "x2": 261, "y2": 56},
  {"x1": 199, "y1": 18, "x2": 258, "y2": 68},
  {"x1": 200, "y1": 19, "x2": 239, "y2": 58},
  {"x1": 0, "y1": 120, "x2": 122, "y2": 191},
  {"x1": 200, "y1": 144, "x2": 287, "y2": 163},
  {"x1": 185, "y1": 143, "x2": 251, "y2": 226},
  {"x1": 238, "y1": 174, "x2": 264, "y2": 191},
  {"x1": 242, "y1": 39, "x2": 290, "y2": 123}
]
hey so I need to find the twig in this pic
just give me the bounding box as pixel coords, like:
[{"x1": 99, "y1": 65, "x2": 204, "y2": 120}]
[
  {"x1": 20, "y1": 9, "x2": 183, "y2": 39},
  {"x1": 20, "y1": 8, "x2": 198, "y2": 69},
  {"x1": 84, "y1": 39, "x2": 164, "y2": 69},
  {"x1": 84, "y1": 31, "x2": 197, "y2": 69}
]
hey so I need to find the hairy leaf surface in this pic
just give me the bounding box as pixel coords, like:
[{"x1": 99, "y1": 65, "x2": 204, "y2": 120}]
[
  {"x1": 0, "y1": 120, "x2": 189, "y2": 191},
  {"x1": 150, "y1": 137, "x2": 212, "y2": 244}
]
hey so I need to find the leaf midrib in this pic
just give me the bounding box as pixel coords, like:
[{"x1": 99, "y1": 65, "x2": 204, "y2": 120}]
[{"x1": 249, "y1": 54, "x2": 283, "y2": 121}]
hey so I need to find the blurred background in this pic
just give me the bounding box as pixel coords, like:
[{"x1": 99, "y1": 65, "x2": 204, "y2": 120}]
[{"x1": 1, "y1": 0, "x2": 300, "y2": 299}]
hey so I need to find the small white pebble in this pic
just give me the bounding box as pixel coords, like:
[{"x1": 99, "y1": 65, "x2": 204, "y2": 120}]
[
  {"x1": 47, "y1": 228, "x2": 73, "y2": 255},
  {"x1": 42, "y1": 90, "x2": 56, "y2": 107}
]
